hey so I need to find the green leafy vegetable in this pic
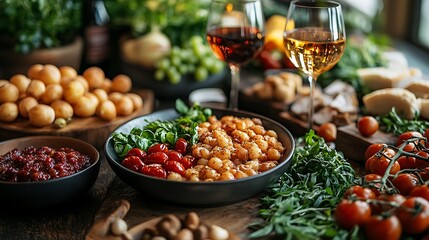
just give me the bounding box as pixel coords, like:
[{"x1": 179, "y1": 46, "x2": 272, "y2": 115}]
[
  {"x1": 376, "y1": 108, "x2": 429, "y2": 136},
  {"x1": 249, "y1": 131, "x2": 359, "y2": 240},
  {"x1": 112, "y1": 99, "x2": 211, "y2": 159}
]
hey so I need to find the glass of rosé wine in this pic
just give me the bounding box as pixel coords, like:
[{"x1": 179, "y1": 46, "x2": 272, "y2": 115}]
[
  {"x1": 284, "y1": 0, "x2": 346, "y2": 129},
  {"x1": 206, "y1": 0, "x2": 265, "y2": 110}
]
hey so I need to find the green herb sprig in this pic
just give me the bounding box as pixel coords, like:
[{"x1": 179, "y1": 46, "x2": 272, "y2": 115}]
[
  {"x1": 376, "y1": 108, "x2": 429, "y2": 136},
  {"x1": 112, "y1": 99, "x2": 211, "y2": 159},
  {"x1": 249, "y1": 131, "x2": 359, "y2": 240}
]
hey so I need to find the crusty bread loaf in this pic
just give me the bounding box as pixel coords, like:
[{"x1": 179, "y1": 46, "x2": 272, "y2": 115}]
[
  {"x1": 418, "y1": 98, "x2": 429, "y2": 119},
  {"x1": 362, "y1": 88, "x2": 419, "y2": 119},
  {"x1": 404, "y1": 79, "x2": 429, "y2": 98}
]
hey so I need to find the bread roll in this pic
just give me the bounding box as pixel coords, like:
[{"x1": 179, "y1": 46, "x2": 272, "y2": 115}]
[
  {"x1": 404, "y1": 80, "x2": 429, "y2": 98},
  {"x1": 362, "y1": 88, "x2": 419, "y2": 119}
]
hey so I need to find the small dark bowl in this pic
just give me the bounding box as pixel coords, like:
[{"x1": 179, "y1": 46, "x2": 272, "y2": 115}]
[
  {"x1": 105, "y1": 108, "x2": 295, "y2": 206},
  {"x1": 0, "y1": 136, "x2": 100, "y2": 209}
]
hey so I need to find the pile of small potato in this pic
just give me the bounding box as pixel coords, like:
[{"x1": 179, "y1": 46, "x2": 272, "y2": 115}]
[{"x1": 0, "y1": 64, "x2": 143, "y2": 128}]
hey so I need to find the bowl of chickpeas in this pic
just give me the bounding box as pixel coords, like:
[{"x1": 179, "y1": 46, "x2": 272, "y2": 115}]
[{"x1": 105, "y1": 107, "x2": 295, "y2": 206}]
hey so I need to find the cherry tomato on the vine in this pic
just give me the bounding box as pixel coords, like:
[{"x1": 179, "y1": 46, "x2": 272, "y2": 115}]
[
  {"x1": 371, "y1": 194, "x2": 406, "y2": 215},
  {"x1": 410, "y1": 184, "x2": 429, "y2": 201},
  {"x1": 363, "y1": 174, "x2": 382, "y2": 196},
  {"x1": 365, "y1": 143, "x2": 388, "y2": 160},
  {"x1": 365, "y1": 215, "x2": 402, "y2": 240},
  {"x1": 416, "y1": 150, "x2": 429, "y2": 169},
  {"x1": 358, "y1": 116, "x2": 379, "y2": 137},
  {"x1": 343, "y1": 185, "x2": 376, "y2": 200},
  {"x1": 397, "y1": 155, "x2": 417, "y2": 170},
  {"x1": 335, "y1": 199, "x2": 371, "y2": 230},
  {"x1": 392, "y1": 173, "x2": 419, "y2": 195},
  {"x1": 368, "y1": 155, "x2": 400, "y2": 176},
  {"x1": 317, "y1": 122, "x2": 337, "y2": 142},
  {"x1": 397, "y1": 197, "x2": 429, "y2": 234},
  {"x1": 397, "y1": 131, "x2": 423, "y2": 146}
]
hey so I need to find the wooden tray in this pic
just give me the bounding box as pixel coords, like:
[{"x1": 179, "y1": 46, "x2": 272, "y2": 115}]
[{"x1": 0, "y1": 88, "x2": 155, "y2": 150}]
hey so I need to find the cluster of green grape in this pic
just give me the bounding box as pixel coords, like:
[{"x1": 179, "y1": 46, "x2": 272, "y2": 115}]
[{"x1": 154, "y1": 36, "x2": 224, "y2": 84}]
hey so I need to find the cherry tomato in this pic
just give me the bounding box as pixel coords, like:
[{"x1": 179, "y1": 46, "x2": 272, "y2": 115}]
[
  {"x1": 419, "y1": 167, "x2": 429, "y2": 181},
  {"x1": 397, "y1": 131, "x2": 423, "y2": 146},
  {"x1": 371, "y1": 194, "x2": 406, "y2": 215},
  {"x1": 358, "y1": 116, "x2": 379, "y2": 137},
  {"x1": 178, "y1": 155, "x2": 195, "y2": 169},
  {"x1": 365, "y1": 215, "x2": 402, "y2": 240},
  {"x1": 174, "y1": 138, "x2": 188, "y2": 155},
  {"x1": 147, "y1": 143, "x2": 169, "y2": 154},
  {"x1": 343, "y1": 185, "x2": 376, "y2": 200},
  {"x1": 410, "y1": 184, "x2": 429, "y2": 201},
  {"x1": 392, "y1": 173, "x2": 419, "y2": 195},
  {"x1": 365, "y1": 143, "x2": 387, "y2": 160},
  {"x1": 125, "y1": 148, "x2": 147, "y2": 160},
  {"x1": 416, "y1": 150, "x2": 429, "y2": 169},
  {"x1": 397, "y1": 155, "x2": 417, "y2": 170},
  {"x1": 317, "y1": 123, "x2": 337, "y2": 142},
  {"x1": 369, "y1": 155, "x2": 400, "y2": 176},
  {"x1": 335, "y1": 199, "x2": 371, "y2": 230},
  {"x1": 396, "y1": 197, "x2": 429, "y2": 234},
  {"x1": 140, "y1": 164, "x2": 167, "y2": 178},
  {"x1": 163, "y1": 160, "x2": 185, "y2": 176},
  {"x1": 166, "y1": 150, "x2": 183, "y2": 162},
  {"x1": 402, "y1": 142, "x2": 417, "y2": 153},
  {"x1": 144, "y1": 152, "x2": 168, "y2": 165},
  {"x1": 363, "y1": 174, "x2": 382, "y2": 196},
  {"x1": 122, "y1": 156, "x2": 144, "y2": 172}
]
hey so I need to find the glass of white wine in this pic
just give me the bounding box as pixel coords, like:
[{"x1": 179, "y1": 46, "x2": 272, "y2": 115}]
[{"x1": 284, "y1": 0, "x2": 346, "y2": 129}]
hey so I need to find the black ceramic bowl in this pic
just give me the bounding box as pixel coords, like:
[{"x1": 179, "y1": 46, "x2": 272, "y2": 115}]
[
  {"x1": 105, "y1": 108, "x2": 295, "y2": 206},
  {"x1": 0, "y1": 136, "x2": 100, "y2": 208}
]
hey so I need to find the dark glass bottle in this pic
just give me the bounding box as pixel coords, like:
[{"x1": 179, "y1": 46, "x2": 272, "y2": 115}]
[{"x1": 81, "y1": 0, "x2": 110, "y2": 72}]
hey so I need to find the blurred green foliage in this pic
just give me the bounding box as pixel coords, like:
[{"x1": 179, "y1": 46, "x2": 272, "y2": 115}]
[
  {"x1": 0, "y1": 0, "x2": 82, "y2": 54},
  {"x1": 105, "y1": 0, "x2": 210, "y2": 46}
]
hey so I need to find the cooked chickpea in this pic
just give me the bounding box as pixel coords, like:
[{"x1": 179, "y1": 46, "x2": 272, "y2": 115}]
[
  {"x1": 97, "y1": 100, "x2": 117, "y2": 121},
  {"x1": 29, "y1": 104, "x2": 55, "y2": 127},
  {"x1": 10, "y1": 74, "x2": 31, "y2": 95},
  {"x1": 232, "y1": 130, "x2": 250, "y2": 143},
  {"x1": 40, "y1": 83, "x2": 63, "y2": 104},
  {"x1": 245, "y1": 160, "x2": 260, "y2": 171},
  {"x1": 255, "y1": 139, "x2": 268, "y2": 152},
  {"x1": 167, "y1": 172, "x2": 183, "y2": 181},
  {"x1": 234, "y1": 170, "x2": 248, "y2": 179},
  {"x1": 211, "y1": 146, "x2": 231, "y2": 160},
  {"x1": 266, "y1": 130, "x2": 278, "y2": 138},
  {"x1": 27, "y1": 64, "x2": 44, "y2": 79},
  {"x1": 63, "y1": 80, "x2": 85, "y2": 104},
  {"x1": 208, "y1": 157, "x2": 223, "y2": 171},
  {"x1": 267, "y1": 148, "x2": 281, "y2": 161},
  {"x1": 111, "y1": 74, "x2": 132, "y2": 93},
  {"x1": 83, "y1": 66, "x2": 104, "y2": 89},
  {"x1": 250, "y1": 125, "x2": 266, "y2": 135},
  {"x1": 51, "y1": 100, "x2": 74, "y2": 119},
  {"x1": 240, "y1": 165, "x2": 257, "y2": 176},
  {"x1": 193, "y1": 146, "x2": 211, "y2": 159},
  {"x1": 0, "y1": 83, "x2": 19, "y2": 103},
  {"x1": 259, "y1": 161, "x2": 278, "y2": 172},
  {"x1": 219, "y1": 172, "x2": 235, "y2": 181},
  {"x1": 18, "y1": 97, "x2": 38, "y2": 118},
  {"x1": 0, "y1": 102, "x2": 18, "y2": 122},
  {"x1": 38, "y1": 64, "x2": 61, "y2": 85},
  {"x1": 197, "y1": 158, "x2": 209, "y2": 166},
  {"x1": 248, "y1": 146, "x2": 262, "y2": 160}
]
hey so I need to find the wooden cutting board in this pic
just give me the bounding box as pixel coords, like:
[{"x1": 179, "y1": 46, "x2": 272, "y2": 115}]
[{"x1": 0, "y1": 88, "x2": 154, "y2": 150}]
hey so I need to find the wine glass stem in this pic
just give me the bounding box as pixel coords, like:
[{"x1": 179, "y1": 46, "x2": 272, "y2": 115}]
[
  {"x1": 229, "y1": 64, "x2": 240, "y2": 110},
  {"x1": 308, "y1": 75, "x2": 317, "y2": 130}
]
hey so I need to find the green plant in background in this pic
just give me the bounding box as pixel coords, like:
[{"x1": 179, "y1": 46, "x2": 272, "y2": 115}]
[
  {"x1": 105, "y1": 0, "x2": 210, "y2": 47},
  {"x1": 0, "y1": 0, "x2": 82, "y2": 54}
]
